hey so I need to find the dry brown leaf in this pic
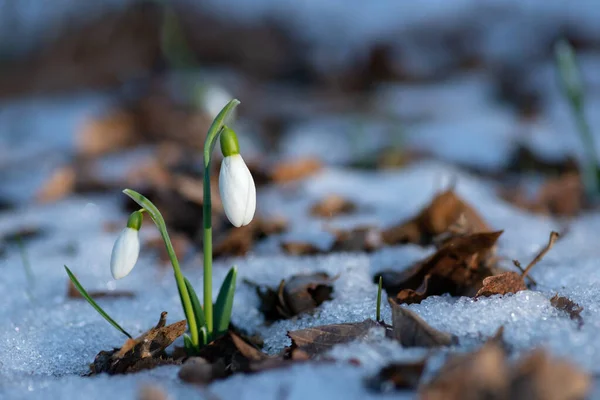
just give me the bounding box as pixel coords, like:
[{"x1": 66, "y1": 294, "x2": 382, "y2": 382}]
[
  {"x1": 251, "y1": 272, "x2": 335, "y2": 321},
  {"x1": 330, "y1": 226, "x2": 383, "y2": 252},
  {"x1": 366, "y1": 361, "x2": 427, "y2": 392},
  {"x1": 510, "y1": 349, "x2": 590, "y2": 400},
  {"x1": 178, "y1": 357, "x2": 221, "y2": 385},
  {"x1": 310, "y1": 195, "x2": 357, "y2": 218},
  {"x1": 388, "y1": 299, "x2": 456, "y2": 348},
  {"x1": 213, "y1": 217, "x2": 287, "y2": 258},
  {"x1": 550, "y1": 294, "x2": 584, "y2": 329},
  {"x1": 378, "y1": 231, "x2": 503, "y2": 303},
  {"x1": 138, "y1": 385, "x2": 169, "y2": 400},
  {"x1": 230, "y1": 332, "x2": 269, "y2": 362},
  {"x1": 271, "y1": 158, "x2": 322, "y2": 182},
  {"x1": 280, "y1": 241, "x2": 322, "y2": 256},
  {"x1": 77, "y1": 110, "x2": 139, "y2": 157},
  {"x1": 420, "y1": 340, "x2": 509, "y2": 400},
  {"x1": 36, "y1": 166, "x2": 76, "y2": 203},
  {"x1": 475, "y1": 272, "x2": 527, "y2": 297},
  {"x1": 90, "y1": 312, "x2": 186, "y2": 375},
  {"x1": 382, "y1": 190, "x2": 490, "y2": 246},
  {"x1": 501, "y1": 173, "x2": 585, "y2": 217},
  {"x1": 287, "y1": 319, "x2": 379, "y2": 357}
]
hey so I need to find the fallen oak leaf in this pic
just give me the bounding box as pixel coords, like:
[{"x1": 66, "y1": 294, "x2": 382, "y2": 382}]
[
  {"x1": 388, "y1": 299, "x2": 457, "y2": 348},
  {"x1": 287, "y1": 319, "x2": 380, "y2": 357},
  {"x1": 382, "y1": 189, "x2": 490, "y2": 246},
  {"x1": 377, "y1": 231, "x2": 503, "y2": 303},
  {"x1": 550, "y1": 294, "x2": 584, "y2": 329},
  {"x1": 475, "y1": 272, "x2": 527, "y2": 298}
]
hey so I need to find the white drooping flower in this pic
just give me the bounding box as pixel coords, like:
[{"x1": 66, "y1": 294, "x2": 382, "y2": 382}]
[
  {"x1": 219, "y1": 154, "x2": 256, "y2": 227},
  {"x1": 110, "y1": 211, "x2": 142, "y2": 280}
]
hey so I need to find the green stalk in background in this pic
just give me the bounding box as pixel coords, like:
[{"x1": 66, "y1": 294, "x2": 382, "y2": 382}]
[{"x1": 555, "y1": 39, "x2": 599, "y2": 197}]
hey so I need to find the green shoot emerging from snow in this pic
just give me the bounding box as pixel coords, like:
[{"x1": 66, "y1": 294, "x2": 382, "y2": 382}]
[{"x1": 555, "y1": 39, "x2": 600, "y2": 197}]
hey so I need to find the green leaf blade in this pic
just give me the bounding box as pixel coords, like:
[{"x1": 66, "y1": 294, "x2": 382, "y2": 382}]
[
  {"x1": 64, "y1": 265, "x2": 132, "y2": 339},
  {"x1": 184, "y1": 277, "x2": 206, "y2": 329},
  {"x1": 213, "y1": 266, "x2": 237, "y2": 338}
]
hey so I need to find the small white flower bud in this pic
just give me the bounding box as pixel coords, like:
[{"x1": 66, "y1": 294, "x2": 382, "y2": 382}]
[
  {"x1": 110, "y1": 227, "x2": 140, "y2": 280},
  {"x1": 219, "y1": 154, "x2": 256, "y2": 227}
]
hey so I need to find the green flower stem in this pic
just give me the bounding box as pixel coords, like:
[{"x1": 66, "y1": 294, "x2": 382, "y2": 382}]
[
  {"x1": 122, "y1": 189, "x2": 199, "y2": 347},
  {"x1": 202, "y1": 99, "x2": 240, "y2": 337}
]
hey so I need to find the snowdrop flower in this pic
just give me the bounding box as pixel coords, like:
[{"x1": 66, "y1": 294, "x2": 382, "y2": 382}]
[
  {"x1": 110, "y1": 210, "x2": 143, "y2": 280},
  {"x1": 219, "y1": 126, "x2": 256, "y2": 227}
]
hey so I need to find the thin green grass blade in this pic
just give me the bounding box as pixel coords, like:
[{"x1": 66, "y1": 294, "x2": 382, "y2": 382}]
[
  {"x1": 64, "y1": 266, "x2": 132, "y2": 339},
  {"x1": 184, "y1": 277, "x2": 206, "y2": 329},
  {"x1": 213, "y1": 266, "x2": 237, "y2": 338},
  {"x1": 376, "y1": 276, "x2": 383, "y2": 322}
]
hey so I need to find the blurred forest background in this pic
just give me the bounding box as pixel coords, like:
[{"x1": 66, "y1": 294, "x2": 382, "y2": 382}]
[{"x1": 1, "y1": 0, "x2": 600, "y2": 213}]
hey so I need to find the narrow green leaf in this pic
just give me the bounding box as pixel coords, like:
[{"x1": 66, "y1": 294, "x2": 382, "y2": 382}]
[
  {"x1": 213, "y1": 266, "x2": 237, "y2": 338},
  {"x1": 376, "y1": 276, "x2": 383, "y2": 322},
  {"x1": 184, "y1": 277, "x2": 206, "y2": 329},
  {"x1": 183, "y1": 334, "x2": 195, "y2": 354},
  {"x1": 64, "y1": 266, "x2": 132, "y2": 339}
]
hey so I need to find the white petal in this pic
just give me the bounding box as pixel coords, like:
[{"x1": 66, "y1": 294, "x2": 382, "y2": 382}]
[
  {"x1": 241, "y1": 166, "x2": 256, "y2": 226},
  {"x1": 219, "y1": 154, "x2": 255, "y2": 227},
  {"x1": 110, "y1": 228, "x2": 140, "y2": 280}
]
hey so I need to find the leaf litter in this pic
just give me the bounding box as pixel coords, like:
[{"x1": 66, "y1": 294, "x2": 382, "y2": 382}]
[
  {"x1": 89, "y1": 312, "x2": 186, "y2": 375},
  {"x1": 246, "y1": 272, "x2": 336, "y2": 321}
]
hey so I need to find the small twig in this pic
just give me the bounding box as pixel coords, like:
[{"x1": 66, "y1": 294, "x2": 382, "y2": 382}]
[
  {"x1": 520, "y1": 231, "x2": 560, "y2": 280},
  {"x1": 512, "y1": 260, "x2": 538, "y2": 286}
]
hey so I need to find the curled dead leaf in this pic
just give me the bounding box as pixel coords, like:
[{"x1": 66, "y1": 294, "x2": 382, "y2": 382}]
[
  {"x1": 377, "y1": 231, "x2": 503, "y2": 303},
  {"x1": 388, "y1": 299, "x2": 456, "y2": 348},
  {"x1": 366, "y1": 360, "x2": 427, "y2": 392},
  {"x1": 550, "y1": 294, "x2": 584, "y2": 329},
  {"x1": 250, "y1": 272, "x2": 335, "y2": 321},
  {"x1": 287, "y1": 319, "x2": 380, "y2": 357},
  {"x1": 420, "y1": 340, "x2": 509, "y2": 400},
  {"x1": 475, "y1": 272, "x2": 527, "y2": 297},
  {"x1": 382, "y1": 190, "x2": 490, "y2": 246},
  {"x1": 310, "y1": 195, "x2": 357, "y2": 218},
  {"x1": 90, "y1": 312, "x2": 186, "y2": 375}
]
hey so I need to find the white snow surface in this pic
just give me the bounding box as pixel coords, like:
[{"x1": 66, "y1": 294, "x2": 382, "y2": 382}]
[{"x1": 2, "y1": 159, "x2": 600, "y2": 398}]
